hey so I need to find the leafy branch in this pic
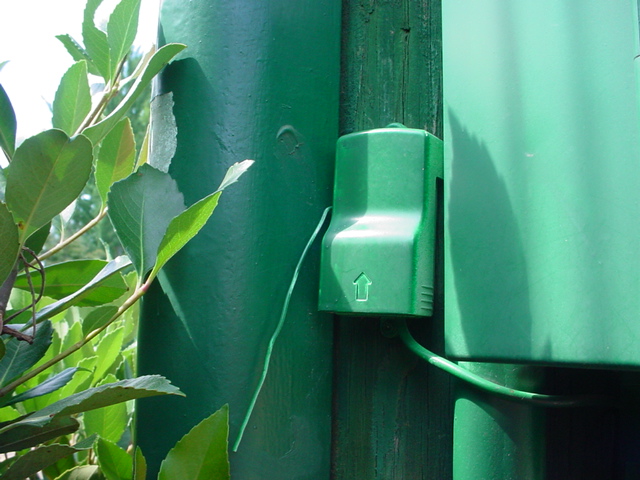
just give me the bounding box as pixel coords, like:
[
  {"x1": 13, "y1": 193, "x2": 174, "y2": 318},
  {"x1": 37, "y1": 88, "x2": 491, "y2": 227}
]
[
  {"x1": 0, "y1": 159, "x2": 252, "y2": 398},
  {"x1": 0, "y1": 0, "x2": 250, "y2": 478}
]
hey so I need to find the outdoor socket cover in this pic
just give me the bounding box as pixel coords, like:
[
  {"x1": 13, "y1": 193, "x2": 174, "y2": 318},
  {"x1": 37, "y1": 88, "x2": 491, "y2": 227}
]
[{"x1": 318, "y1": 125, "x2": 443, "y2": 317}]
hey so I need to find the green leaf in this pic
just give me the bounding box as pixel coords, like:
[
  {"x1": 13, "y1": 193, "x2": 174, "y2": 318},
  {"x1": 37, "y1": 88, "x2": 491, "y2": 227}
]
[
  {"x1": 54, "y1": 465, "x2": 105, "y2": 480},
  {"x1": 107, "y1": 0, "x2": 141, "y2": 79},
  {"x1": 150, "y1": 191, "x2": 220, "y2": 280},
  {"x1": 24, "y1": 221, "x2": 51, "y2": 256},
  {"x1": 31, "y1": 375, "x2": 184, "y2": 420},
  {"x1": 5, "y1": 130, "x2": 93, "y2": 243},
  {"x1": 0, "y1": 168, "x2": 6, "y2": 202},
  {"x1": 0, "y1": 415, "x2": 79, "y2": 454},
  {"x1": 96, "y1": 118, "x2": 136, "y2": 205},
  {"x1": 0, "y1": 321, "x2": 53, "y2": 388},
  {"x1": 55, "y1": 34, "x2": 100, "y2": 76},
  {"x1": 83, "y1": 43, "x2": 186, "y2": 145},
  {"x1": 0, "y1": 202, "x2": 19, "y2": 286},
  {"x1": 57, "y1": 320, "x2": 86, "y2": 374},
  {"x1": 0, "y1": 61, "x2": 7, "y2": 72},
  {"x1": 96, "y1": 438, "x2": 133, "y2": 480},
  {"x1": 133, "y1": 447, "x2": 146, "y2": 480},
  {"x1": 82, "y1": 306, "x2": 118, "y2": 336},
  {"x1": 216, "y1": 159, "x2": 254, "y2": 192},
  {"x1": 93, "y1": 327, "x2": 124, "y2": 382},
  {"x1": 83, "y1": 378, "x2": 128, "y2": 443},
  {"x1": 53, "y1": 61, "x2": 92, "y2": 136},
  {"x1": 82, "y1": 0, "x2": 111, "y2": 81},
  {"x1": 0, "y1": 84, "x2": 16, "y2": 159},
  {"x1": 31, "y1": 256, "x2": 131, "y2": 324},
  {"x1": 0, "y1": 405, "x2": 19, "y2": 425},
  {"x1": 108, "y1": 165, "x2": 185, "y2": 277},
  {"x1": 0, "y1": 437, "x2": 94, "y2": 480},
  {"x1": 158, "y1": 404, "x2": 230, "y2": 480},
  {"x1": 0, "y1": 376, "x2": 180, "y2": 453},
  {"x1": 14, "y1": 260, "x2": 128, "y2": 306},
  {"x1": 42, "y1": 454, "x2": 76, "y2": 480},
  {"x1": 0, "y1": 367, "x2": 77, "y2": 407},
  {"x1": 57, "y1": 356, "x2": 96, "y2": 399},
  {"x1": 136, "y1": 123, "x2": 150, "y2": 169},
  {"x1": 149, "y1": 160, "x2": 253, "y2": 281}
]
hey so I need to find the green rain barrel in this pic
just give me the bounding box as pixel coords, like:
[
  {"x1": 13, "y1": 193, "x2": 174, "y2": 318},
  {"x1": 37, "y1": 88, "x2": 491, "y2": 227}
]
[{"x1": 443, "y1": 0, "x2": 640, "y2": 367}]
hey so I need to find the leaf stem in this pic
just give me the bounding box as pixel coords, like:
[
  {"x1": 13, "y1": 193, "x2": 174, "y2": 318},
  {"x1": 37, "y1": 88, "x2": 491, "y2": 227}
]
[
  {"x1": 40, "y1": 208, "x2": 108, "y2": 261},
  {"x1": 76, "y1": 56, "x2": 128, "y2": 137},
  {"x1": 76, "y1": 86, "x2": 118, "y2": 136}
]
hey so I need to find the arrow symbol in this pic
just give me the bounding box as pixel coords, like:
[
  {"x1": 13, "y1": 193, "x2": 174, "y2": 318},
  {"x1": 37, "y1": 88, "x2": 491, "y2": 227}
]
[{"x1": 353, "y1": 272, "x2": 372, "y2": 302}]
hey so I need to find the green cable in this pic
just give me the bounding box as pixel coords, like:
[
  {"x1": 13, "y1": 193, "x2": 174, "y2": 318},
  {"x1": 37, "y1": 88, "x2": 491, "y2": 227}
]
[
  {"x1": 233, "y1": 206, "x2": 332, "y2": 452},
  {"x1": 398, "y1": 320, "x2": 607, "y2": 408}
]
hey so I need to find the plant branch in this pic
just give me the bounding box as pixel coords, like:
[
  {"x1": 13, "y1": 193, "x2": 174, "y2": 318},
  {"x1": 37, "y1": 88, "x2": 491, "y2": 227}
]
[
  {"x1": 76, "y1": 86, "x2": 118, "y2": 135},
  {"x1": 0, "y1": 251, "x2": 44, "y2": 343},
  {"x1": 1, "y1": 326, "x2": 33, "y2": 343},
  {"x1": 40, "y1": 207, "x2": 108, "y2": 261},
  {"x1": 20, "y1": 248, "x2": 45, "y2": 337},
  {"x1": 3, "y1": 249, "x2": 45, "y2": 332},
  {"x1": 0, "y1": 281, "x2": 147, "y2": 397},
  {"x1": 112, "y1": 55, "x2": 127, "y2": 89},
  {"x1": 77, "y1": 91, "x2": 110, "y2": 134},
  {"x1": 22, "y1": 255, "x2": 36, "y2": 338},
  {"x1": 75, "y1": 56, "x2": 127, "y2": 137}
]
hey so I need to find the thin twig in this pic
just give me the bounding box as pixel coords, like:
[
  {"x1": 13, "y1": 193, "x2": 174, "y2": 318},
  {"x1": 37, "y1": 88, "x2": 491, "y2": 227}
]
[
  {"x1": 75, "y1": 56, "x2": 127, "y2": 136},
  {"x1": 112, "y1": 55, "x2": 128, "y2": 89},
  {"x1": 1, "y1": 326, "x2": 33, "y2": 343},
  {"x1": 22, "y1": 248, "x2": 46, "y2": 301},
  {"x1": 40, "y1": 207, "x2": 108, "y2": 261},
  {"x1": 20, "y1": 247, "x2": 45, "y2": 337},
  {"x1": 22, "y1": 256, "x2": 35, "y2": 337},
  {"x1": 3, "y1": 249, "x2": 45, "y2": 333},
  {"x1": 76, "y1": 84, "x2": 120, "y2": 135}
]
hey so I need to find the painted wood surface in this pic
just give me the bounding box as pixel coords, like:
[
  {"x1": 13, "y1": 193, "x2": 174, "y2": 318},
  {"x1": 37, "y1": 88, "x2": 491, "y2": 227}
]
[{"x1": 333, "y1": 1, "x2": 453, "y2": 478}]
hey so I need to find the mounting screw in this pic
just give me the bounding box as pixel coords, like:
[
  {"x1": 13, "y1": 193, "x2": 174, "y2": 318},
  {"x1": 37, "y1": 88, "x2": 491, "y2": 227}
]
[{"x1": 380, "y1": 319, "x2": 400, "y2": 338}]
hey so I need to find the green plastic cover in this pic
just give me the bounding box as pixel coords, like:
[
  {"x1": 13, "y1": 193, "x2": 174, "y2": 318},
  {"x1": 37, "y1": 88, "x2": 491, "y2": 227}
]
[
  {"x1": 444, "y1": 0, "x2": 640, "y2": 366},
  {"x1": 319, "y1": 127, "x2": 442, "y2": 317}
]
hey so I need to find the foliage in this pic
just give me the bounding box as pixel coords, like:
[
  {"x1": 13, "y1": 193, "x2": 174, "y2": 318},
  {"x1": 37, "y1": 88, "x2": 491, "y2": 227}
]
[
  {"x1": 0, "y1": 0, "x2": 249, "y2": 478},
  {"x1": 45, "y1": 50, "x2": 151, "y2": 265}
]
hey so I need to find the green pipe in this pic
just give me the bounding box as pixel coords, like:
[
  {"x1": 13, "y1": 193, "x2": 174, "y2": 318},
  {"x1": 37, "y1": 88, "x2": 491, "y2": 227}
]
[
  {"x1": 400, "y1": 321, "x2": 609, "y2": 479},
  {"x1": 136, "y1": 0, "x2": 341, "y2": 477},
  {"x1": 453, "y1": 363, "x2": 545, "y2": 480}
]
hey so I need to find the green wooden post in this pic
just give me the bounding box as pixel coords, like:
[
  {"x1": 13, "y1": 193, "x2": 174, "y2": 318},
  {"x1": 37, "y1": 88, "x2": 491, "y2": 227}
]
[
  {"x1": 135, "y1": 0, "x2": 341, "y2": 477},
  {"x1": 333, "y1": 2, "x2": 453, "y2": 479}
]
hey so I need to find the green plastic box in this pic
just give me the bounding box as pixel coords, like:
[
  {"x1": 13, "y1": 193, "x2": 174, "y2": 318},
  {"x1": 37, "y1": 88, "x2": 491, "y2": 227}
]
[{"x1": 319, "y1": 126, "x2": 443, "y2": 317}]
